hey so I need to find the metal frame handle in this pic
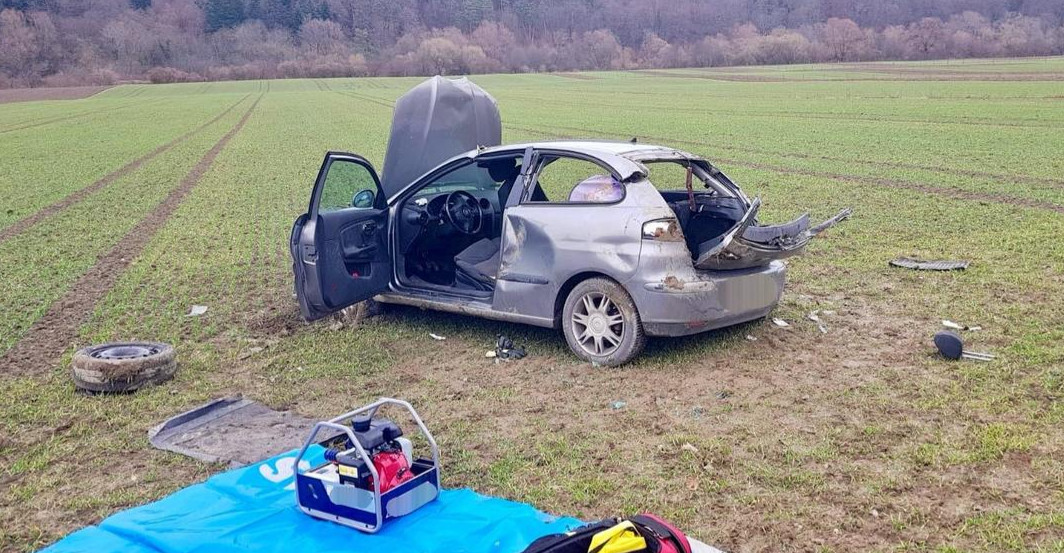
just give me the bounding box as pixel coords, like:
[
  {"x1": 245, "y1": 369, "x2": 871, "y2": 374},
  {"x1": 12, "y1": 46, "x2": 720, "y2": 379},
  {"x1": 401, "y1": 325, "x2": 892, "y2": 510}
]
[{"x1": 293, "y1": 398, "x2": 440, "y2": 533}]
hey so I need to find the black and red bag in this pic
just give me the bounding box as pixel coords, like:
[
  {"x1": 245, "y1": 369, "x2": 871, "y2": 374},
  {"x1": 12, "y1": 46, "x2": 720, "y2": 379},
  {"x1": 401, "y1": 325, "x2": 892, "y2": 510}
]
[
  {"x1": 630, "y1": 514, "x2": 692, "y2": 553},
  {"x1": 520, "y1": 514, "x2": 692, "y2": 553}
]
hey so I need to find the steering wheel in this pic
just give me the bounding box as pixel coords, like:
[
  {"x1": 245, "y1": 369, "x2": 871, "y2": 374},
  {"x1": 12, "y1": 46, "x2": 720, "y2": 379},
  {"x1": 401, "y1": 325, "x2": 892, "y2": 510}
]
[{"x1": 444, "y1": 190, "x2": 483, "y2": 235}]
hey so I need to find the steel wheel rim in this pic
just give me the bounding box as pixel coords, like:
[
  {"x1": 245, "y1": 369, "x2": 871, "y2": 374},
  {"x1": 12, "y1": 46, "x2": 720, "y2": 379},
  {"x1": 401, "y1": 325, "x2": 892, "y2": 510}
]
[
  {"x1": 89, "y1": 344, "x2": 160, "y2": 360},
  {"x1": 571, "y1": 292, "x2": 624, "y2": 357}
]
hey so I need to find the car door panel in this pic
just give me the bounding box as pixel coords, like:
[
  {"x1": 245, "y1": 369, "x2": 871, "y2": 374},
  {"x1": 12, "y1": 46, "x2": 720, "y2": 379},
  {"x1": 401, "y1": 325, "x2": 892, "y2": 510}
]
[{"x1": 291, "y1": 152, "x2": 391, "y2": 321}]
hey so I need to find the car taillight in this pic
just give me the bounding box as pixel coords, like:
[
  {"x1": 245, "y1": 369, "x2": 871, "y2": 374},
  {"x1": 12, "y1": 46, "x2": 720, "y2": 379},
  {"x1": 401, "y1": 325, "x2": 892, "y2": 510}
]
[{"x1": 642, "y1": 218, "x2": 683, "y2": 242}]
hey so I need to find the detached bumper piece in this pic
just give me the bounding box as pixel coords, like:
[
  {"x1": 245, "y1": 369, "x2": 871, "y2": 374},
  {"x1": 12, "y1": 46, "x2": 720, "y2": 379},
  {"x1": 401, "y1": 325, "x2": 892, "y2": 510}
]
[{"x1": 694, "y1": 199, "x2": 852, "y2": 271}]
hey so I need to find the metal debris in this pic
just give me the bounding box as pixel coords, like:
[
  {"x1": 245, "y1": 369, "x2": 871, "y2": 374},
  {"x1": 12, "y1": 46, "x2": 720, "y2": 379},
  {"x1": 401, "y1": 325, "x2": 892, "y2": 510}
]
[
  {"x1": 890, "y1": 258, "x2": 969, "y2": 271},
  {"x1": 429, "y1": 333, "x2": 446, "y2": 341},
  {"x1": 943, "y1": 320, "x2": 981, "y2": 331},
  {"x1": 186, "y1": 305, "x2": 208, "y2": 317},
  {"x1": 772, "y1": 318, "x2": 790, "y2": 327},
  {"x1": 609, "y1": 400, "x2": 627, "y2": 410}
]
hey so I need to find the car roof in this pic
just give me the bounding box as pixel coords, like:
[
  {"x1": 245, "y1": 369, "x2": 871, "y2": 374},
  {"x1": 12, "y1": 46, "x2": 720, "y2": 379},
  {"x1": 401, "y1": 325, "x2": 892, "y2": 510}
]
[
  {"x1": 478, "y1": 140, "x2": 701, "y2": 162},
  {"x1": 391, "y1": 140, "x2": 706, "y2": 200}
]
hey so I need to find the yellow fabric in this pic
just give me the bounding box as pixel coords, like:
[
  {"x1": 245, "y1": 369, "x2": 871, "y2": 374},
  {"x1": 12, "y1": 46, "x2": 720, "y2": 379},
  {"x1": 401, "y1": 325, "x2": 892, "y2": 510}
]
[{"x1": 588, "y1": 521, "x2": 646, "y2": 553}]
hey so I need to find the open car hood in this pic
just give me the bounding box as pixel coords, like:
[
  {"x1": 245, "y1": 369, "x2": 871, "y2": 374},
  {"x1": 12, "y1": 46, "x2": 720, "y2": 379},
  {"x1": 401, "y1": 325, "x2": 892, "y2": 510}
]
[
  {"x1": 695, "y1": 200, "x2": 852, "y2": 271},
  {"x1": 380, "y1": 76, "x2": 502, "y2": 199}
]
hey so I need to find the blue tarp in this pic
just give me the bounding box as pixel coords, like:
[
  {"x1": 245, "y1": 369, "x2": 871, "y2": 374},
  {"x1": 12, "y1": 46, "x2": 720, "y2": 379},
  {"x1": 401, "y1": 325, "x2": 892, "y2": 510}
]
[{"x1": 42, "y1": 447, "x2": 582, "y2": 553}]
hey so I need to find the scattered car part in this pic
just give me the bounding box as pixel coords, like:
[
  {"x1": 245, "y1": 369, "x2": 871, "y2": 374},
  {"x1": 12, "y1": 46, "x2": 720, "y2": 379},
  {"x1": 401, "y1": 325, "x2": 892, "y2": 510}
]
[
  {"x1": 694, "y1": 203, "x2": 852, "y2": 271},
  {"x1": 71, "y1": 341, "x2": 176, "y2": 393},
  {"x1": 943, "y1": 320, "x2": 981, "y2": 331},
  {"x1": 295, "y1": 398, "x2": 440, "y2": 533},
  {"x1": 149, "y1": 395, "x2": 329, "y2": 466},
  {"x1": 934, "y1": 331, "x2": 994, "y2": 361},
  {"x1": 495, "y1": 335, "x2": 527, "y2": 359},
  {"x1": 890, "y1": 258, "x2": 969, "y2": 271}
]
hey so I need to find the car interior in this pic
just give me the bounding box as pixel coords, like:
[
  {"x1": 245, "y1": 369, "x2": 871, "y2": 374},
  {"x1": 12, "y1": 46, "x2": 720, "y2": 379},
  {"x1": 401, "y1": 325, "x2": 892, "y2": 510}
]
[
  {"x1": 395, "y1": 152, "x2": 618, "y2": 294},
  {"x1": 395, "y1": 154, "x2": 524, "y2": 294},
  {"x1": 644, "y1": 160, "x2": 751, "y2": 258}
]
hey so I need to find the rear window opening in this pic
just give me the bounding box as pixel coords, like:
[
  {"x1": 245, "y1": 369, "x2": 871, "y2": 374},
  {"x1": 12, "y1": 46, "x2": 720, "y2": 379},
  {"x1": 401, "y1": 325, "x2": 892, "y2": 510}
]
[{"x1": 644, "y1": 160, "x2": 746, "y2": 261}]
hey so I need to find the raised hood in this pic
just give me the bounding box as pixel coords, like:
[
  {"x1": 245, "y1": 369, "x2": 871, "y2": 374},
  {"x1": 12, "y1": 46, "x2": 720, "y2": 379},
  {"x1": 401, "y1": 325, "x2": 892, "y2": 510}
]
[{"x1": 380, "y1": 76, "x2": 502, "y2": 199}]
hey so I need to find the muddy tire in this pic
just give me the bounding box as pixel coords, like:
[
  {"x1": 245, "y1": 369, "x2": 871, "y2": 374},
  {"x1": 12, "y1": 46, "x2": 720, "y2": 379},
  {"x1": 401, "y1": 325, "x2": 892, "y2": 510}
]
[
  {"x1": 71, "y1": 342, "x2": 177, "y2": 393},
  {"x1": 562, "y1": 278, "x2": 646, "y2": 367}
]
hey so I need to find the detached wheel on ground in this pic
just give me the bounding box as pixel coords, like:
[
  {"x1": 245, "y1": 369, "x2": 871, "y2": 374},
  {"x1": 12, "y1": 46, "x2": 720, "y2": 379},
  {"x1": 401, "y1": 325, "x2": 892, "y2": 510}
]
[
  {"x1": 562, "y1": 277, "x2": 646, "y2": 366},
  {"x1": 71, "y1": 342, "x2": 177, "y2": 393}
]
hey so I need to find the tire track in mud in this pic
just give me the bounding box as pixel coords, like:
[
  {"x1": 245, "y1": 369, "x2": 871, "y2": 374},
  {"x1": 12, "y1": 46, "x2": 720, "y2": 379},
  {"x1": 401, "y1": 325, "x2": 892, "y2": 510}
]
[
  {"x1": 508, "y1": 123, "x2": 1064, "y2": 215},
  {"x1": 0, "y1": 98, "x2": 157, "y2": 134},
  {"x1": 0, "y1": 95, "x2": 250, "y2": 244},
  {"x1": 334, "y1": 89, "x2": 396, "y2": 109},
  {"x1": 0, "y1": 95, "x2": 262, "y2": 378}
]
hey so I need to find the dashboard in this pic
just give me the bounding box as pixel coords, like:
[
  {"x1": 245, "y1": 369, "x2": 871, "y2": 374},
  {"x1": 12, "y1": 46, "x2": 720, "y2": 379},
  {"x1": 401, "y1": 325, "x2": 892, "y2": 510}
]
[{"x1": 398, "y1": 188, "x2": 502, "y2": 255}]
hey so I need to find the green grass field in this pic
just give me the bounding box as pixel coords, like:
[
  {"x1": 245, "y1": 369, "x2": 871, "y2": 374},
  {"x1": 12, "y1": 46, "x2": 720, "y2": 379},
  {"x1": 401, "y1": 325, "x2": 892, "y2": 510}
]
[{"x1": 1, "y1": 58, "x2": 1063, "y2": 552}]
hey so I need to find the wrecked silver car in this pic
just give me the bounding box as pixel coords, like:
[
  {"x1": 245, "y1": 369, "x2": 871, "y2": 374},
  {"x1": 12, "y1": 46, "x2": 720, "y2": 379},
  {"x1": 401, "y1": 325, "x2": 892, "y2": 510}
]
[{"x1": 291, "y1": 77, "x2": 849, "y2": 365}]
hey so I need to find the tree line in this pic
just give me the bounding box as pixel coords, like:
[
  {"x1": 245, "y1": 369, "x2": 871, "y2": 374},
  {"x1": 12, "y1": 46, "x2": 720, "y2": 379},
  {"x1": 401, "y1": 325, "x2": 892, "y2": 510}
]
[{"x1": 1, "y1": 0, "x2": 1062, "y2": 87}]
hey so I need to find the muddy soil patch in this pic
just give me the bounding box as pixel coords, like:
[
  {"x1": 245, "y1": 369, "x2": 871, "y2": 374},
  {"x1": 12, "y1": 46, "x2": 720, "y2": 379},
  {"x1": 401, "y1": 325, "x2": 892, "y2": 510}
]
[
  {"x1": 311, "y1": 295, "x2": 1005, "y2": 552},
  {"x1": 0, "y1": 86, "x2": 112, "y2": 105},
  {"x1": 0, "y1": 96, "x2": 261, "y2": 378},
  {"x1": 552, "y1": 73, "x2": 599, "y2": 80}
]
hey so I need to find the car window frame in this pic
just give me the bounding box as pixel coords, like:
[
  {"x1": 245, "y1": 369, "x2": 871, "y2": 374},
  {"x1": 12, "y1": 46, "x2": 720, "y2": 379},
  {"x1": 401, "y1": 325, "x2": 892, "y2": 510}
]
[
  {"x1": 520, "y1": 150, "x2": 627, "y2": 206},
  {"x1": 390, "y1": 149, "x2": 528, "y2": 208},
  {"x1": 309, "y1": 153, "x2": 385, "y2": 218}
]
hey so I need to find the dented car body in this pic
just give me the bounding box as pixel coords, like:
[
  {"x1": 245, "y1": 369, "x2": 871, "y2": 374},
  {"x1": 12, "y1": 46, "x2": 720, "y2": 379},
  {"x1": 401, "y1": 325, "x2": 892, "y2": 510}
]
[{"x1": 291, "y1": 77, "x2": 849, "y2": 365}]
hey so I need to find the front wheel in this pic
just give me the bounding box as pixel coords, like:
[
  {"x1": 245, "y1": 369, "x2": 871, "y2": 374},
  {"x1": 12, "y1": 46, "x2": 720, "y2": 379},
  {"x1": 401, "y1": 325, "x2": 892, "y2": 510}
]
[{"x1": 561, "y1": 278, "x2": 646, "y2": 366}]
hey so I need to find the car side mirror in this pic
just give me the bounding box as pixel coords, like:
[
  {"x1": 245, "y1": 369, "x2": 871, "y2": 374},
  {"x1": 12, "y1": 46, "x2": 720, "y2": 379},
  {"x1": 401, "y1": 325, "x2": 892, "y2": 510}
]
[{"x1": 352, "y1": 189, "x2": 375, "y2": 208}]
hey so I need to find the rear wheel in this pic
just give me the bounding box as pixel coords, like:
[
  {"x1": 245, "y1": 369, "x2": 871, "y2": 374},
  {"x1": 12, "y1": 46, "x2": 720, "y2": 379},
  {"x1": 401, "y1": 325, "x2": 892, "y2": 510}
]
[{"x1": 562, "y1": 278, "x2": 645, "y2": 366}]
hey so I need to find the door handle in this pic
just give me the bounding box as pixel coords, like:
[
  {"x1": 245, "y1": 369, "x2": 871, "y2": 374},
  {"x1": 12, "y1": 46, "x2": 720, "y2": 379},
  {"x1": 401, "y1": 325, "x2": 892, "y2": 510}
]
[
  {"x1": 362, "y1": 221, "x2": 378, "y2": 235},
  {"x1": 343, "y1": 244, "x2": 377, "y2": 259}
]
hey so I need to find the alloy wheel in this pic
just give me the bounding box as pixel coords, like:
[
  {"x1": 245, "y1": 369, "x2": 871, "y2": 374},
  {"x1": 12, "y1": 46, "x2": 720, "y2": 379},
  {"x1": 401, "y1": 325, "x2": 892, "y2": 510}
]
[{"x1": 570, "y1": 291, "x2": 625, "y2": 357}]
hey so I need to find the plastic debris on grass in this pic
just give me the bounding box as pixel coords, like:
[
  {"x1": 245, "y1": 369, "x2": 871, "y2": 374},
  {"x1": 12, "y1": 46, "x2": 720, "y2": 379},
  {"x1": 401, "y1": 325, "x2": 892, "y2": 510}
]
[
  {"x1": 890, "y1": 257, "x2": 969, "y2": 271},
  {"x1": 943, "y1": 320, "x2": 982, "y2": 331}
]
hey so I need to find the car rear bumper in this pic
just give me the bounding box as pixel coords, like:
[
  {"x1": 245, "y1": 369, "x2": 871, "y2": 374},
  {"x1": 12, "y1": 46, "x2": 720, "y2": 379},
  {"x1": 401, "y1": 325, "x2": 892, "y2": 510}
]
[{"x1": 629, "y1": 260, "x2": 786, "y2": 337}]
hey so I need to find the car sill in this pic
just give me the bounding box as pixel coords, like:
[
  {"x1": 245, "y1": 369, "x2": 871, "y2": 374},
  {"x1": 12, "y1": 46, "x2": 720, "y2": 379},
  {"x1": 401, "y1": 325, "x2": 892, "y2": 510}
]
[{"x1": 375, "y1": 293, "x2": 555, "y2": 328}]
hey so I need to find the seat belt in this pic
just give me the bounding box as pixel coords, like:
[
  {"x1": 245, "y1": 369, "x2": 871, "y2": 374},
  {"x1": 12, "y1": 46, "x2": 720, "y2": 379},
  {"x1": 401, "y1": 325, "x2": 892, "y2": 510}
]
[{"x1": 685, "y1": 164, "x2": 696, "y2": 212}]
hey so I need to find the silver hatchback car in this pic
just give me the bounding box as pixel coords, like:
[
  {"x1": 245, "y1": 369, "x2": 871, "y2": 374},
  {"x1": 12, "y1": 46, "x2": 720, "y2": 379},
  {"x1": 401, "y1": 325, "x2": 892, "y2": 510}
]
[{"x1": 291, "y1": 77, "x2": 849, "y2": 365}]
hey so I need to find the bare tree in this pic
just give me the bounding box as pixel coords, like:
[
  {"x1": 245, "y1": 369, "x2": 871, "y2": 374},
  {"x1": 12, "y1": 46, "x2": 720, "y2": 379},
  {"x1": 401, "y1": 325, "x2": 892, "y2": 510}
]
[{"x1": 821, "y1": 17, "x2": 866, "y2": 61}]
